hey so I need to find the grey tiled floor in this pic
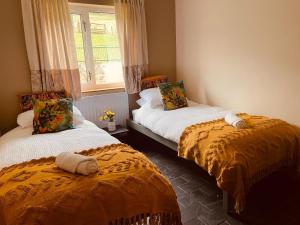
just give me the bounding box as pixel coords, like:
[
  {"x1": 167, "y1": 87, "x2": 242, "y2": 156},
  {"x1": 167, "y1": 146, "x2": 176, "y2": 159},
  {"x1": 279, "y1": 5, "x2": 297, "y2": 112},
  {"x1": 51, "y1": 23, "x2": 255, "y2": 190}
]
[
  {"x1": 125, "y1": 131, "x2": 300, "y2": 225},
  {"x1": 143, "y1": 146, "x2": 241, "y2": 225}
]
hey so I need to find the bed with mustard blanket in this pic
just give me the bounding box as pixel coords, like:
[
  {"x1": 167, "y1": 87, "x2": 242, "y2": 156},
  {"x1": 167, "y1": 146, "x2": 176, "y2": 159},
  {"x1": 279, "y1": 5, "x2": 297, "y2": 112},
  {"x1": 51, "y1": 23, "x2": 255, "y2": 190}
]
[
  {"x1": 0, "y1": 143, "x2": 181, "y2": 225},
  {"x1": 178, "y1": 114, "x2": 300, "y2": 213}
]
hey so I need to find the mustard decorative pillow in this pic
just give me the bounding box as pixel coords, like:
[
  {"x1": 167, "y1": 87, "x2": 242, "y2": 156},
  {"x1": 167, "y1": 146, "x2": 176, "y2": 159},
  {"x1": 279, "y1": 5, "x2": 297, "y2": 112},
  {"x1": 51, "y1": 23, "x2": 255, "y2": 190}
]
[
  {"x1": 159, "y1": 81, "x2": 188, "y2": 110},
  {"x1": 32, "y1": 98, "x2": 74, "y2": 134}
]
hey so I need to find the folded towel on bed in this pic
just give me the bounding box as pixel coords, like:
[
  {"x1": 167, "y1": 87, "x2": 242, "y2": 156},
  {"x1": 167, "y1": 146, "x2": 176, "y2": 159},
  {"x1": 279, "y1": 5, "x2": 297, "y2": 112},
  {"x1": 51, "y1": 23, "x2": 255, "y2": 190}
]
[
  {"x1": 55, "y1": 152, "x2": 98, "y2": 175},
  {"x1": 225, "y1": 112, "x2": 248, "y2": 129}
]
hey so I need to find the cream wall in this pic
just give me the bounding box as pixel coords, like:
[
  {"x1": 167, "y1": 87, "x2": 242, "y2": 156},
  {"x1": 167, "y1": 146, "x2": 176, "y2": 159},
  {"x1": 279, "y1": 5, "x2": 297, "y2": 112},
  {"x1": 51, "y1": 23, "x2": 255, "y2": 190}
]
[
  {"x1": 0, "y1": 0, "x2": 176, "y2": 133},
  {"x1": 145, "y1": 0, "x2": 176, "y2": 81},
  {"x1": 176, "y1": 0, "x2": 300, "y2": 126},
  {"x1": 0, "y1": 1, "x2": 31, "y2": 134}
]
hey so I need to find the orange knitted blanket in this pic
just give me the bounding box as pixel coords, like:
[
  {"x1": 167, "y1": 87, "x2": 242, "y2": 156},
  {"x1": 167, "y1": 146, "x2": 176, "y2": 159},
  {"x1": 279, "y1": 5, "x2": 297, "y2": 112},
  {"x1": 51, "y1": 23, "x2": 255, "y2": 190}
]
[
  {"x1": 178, "y1": 114, "x2": 300, "y2": 213},
  {"x1": 0, "y1": 144, "x2": 181, "y2": 225}
]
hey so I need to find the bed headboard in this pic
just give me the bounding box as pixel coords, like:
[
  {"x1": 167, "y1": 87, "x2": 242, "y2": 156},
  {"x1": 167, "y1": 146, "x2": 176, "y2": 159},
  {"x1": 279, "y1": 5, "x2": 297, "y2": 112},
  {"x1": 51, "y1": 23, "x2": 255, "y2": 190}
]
[
  {"x1": 141, "y1": 75, "x2": 168, "y2": 90},
  {"x1": 128, "y1": 75, "x2": 168, "y2": 115},
  {"x1": 19, "y1": 91, "x2": 66, "y2": 112}
]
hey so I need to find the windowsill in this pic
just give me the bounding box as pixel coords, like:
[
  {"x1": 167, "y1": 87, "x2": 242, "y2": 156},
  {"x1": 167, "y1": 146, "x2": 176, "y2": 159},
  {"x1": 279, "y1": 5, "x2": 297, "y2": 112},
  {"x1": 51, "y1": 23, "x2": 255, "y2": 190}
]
[{"x1": 82, "y1": 87, "x2": 125, "y2": 96}]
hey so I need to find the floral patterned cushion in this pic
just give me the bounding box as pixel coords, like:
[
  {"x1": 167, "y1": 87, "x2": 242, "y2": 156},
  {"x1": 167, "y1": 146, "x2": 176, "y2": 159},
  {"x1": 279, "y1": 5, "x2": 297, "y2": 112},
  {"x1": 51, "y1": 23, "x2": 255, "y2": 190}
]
[
  {"x1": 141, "y1": 75, "x2": 168, "y2": 90},
  {"x1": 158, "y1": 81, "x2": 188, "y2": 111},
  {"x1": 20, "y1": 92, "x2": 66, "y2": 112},
  {"x1": 32, "y1": 98, "x2": 74, "y2": 134}
]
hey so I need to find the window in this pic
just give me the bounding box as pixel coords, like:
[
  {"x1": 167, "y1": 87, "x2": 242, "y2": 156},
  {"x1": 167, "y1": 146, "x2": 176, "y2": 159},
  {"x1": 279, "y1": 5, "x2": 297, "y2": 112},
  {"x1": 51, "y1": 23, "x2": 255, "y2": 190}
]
[{"x1": 70, "y1": 3, "x2": 124, "y2": 92}]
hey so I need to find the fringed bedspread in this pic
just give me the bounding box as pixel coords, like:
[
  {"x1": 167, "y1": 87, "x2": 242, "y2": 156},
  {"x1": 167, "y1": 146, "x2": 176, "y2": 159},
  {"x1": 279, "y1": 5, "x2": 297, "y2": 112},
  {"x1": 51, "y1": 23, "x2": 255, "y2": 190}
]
[
  {"x1": 0, "y1": 144, "x2": 181, "y2": 225},
  {"x1": 178, "y1": 114, "x2": 300, "y2": 213}
]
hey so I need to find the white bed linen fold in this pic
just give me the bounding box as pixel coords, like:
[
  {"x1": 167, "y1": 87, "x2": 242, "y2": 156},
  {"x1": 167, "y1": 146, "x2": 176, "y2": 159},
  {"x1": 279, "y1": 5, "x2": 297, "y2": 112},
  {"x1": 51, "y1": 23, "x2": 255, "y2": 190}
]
[
  {"x1": 0, "y1": 120, "x2": 119, "y2": 170},
  {"x1": 133, "y1": 101, "x2": 234, "y2": 144}
]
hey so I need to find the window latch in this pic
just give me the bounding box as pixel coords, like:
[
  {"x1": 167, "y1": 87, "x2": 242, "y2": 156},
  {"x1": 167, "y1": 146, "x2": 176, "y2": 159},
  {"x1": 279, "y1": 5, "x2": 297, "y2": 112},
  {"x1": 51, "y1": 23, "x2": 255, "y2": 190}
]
[
  {"x1": 88, "y1": 71, "x2": 92, "y2": 81},
  {"x1": 83, "y1": 21, "x2": 87, "y2": 32}
]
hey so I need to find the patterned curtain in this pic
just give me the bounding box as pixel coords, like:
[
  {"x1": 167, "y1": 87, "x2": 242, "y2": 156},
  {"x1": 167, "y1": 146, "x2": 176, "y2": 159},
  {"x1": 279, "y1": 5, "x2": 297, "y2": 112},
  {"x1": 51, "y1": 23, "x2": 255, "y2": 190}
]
[
  {"x1": 21, "y1": 0, "x2": 81, "y2": 99},
  {"x1": 115, "y1": 0, "x2": 149, "y2": 94}
]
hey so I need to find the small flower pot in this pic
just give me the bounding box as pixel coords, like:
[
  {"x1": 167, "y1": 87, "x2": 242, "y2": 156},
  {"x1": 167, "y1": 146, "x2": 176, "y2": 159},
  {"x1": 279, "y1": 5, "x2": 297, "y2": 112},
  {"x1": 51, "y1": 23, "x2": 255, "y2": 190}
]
[{"x1": 108, "y1": 121, "x2": 116, "y2": 132}]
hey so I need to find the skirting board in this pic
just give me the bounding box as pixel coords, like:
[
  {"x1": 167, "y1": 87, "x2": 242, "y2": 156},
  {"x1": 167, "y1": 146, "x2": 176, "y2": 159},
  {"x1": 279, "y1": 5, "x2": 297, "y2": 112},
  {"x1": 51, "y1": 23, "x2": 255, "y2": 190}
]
[{"x1": 126, "y1": 119, "x2": 178, "y2": 151}]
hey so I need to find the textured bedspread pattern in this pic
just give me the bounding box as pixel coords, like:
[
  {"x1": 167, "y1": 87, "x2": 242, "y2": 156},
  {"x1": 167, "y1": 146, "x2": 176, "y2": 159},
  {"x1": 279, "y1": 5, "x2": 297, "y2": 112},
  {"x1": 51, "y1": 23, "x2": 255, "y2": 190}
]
[
  {"x1": 178, "y1": 114, "x2": 300, "y2": 213},
  {"x1": 0, "y1": 144, "x2": 181, "y2": 225}
]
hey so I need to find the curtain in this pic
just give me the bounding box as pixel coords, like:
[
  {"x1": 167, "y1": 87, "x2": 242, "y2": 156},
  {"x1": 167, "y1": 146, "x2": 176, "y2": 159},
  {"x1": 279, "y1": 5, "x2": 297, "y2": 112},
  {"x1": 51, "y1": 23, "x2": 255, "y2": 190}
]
[
  {"x1": 115, "y1": 0, "x2": 149, "y2": 94},
  {"x1": 21, "y1": 0, "x2": 81, "y2": 99}
]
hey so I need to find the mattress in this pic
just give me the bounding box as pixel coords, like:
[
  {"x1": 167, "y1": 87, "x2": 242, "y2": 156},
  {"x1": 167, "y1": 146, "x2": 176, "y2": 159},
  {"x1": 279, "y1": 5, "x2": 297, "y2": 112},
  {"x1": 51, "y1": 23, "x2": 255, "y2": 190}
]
[
  {"x1": 133, "y1": 101, "x2": 233, "y2": 143},
  {"x1": 0, "y1": 120, "x2": 119, "y2": 170}
]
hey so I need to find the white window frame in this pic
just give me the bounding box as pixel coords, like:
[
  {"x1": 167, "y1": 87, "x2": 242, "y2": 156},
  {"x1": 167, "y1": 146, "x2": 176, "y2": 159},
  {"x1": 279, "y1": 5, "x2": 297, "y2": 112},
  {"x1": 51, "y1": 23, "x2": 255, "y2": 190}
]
[{"x1": 69, "y1": 3, "x2": 124, "y2": 92}]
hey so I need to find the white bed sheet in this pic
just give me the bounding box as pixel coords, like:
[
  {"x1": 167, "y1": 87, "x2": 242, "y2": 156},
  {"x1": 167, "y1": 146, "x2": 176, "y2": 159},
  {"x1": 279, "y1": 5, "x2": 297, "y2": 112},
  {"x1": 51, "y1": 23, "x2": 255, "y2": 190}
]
[
  {"x1": 0, "y1": 120, "x2": 119, "y2": 170},
  {"x1": 133, "y1": 101, "x2": 233, "y2": 144}
]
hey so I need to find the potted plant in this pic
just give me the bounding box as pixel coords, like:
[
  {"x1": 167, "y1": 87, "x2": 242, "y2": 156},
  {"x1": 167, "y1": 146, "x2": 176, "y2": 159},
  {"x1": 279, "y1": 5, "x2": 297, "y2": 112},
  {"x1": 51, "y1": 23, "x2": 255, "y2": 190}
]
[{"x1": 99, "y1": 110, "x2": 116, "y2": 131}]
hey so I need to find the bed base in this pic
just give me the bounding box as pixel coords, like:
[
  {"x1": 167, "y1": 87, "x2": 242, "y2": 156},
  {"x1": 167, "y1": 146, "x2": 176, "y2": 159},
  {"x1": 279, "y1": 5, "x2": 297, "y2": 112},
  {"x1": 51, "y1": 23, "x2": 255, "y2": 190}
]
[
  {"x1": 126, "y1": 119, "x2": 232, "y2": 213},
  {"x1": 126, "y1": 119, "x2": 178, "y2": 151}
]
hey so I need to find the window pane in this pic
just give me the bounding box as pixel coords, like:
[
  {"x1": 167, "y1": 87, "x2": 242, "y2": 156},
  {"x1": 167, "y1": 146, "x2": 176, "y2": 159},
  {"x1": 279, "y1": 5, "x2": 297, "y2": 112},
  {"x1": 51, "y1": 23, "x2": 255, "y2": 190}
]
[
  {"x1": 89, "y1": 12, "x2": 124, "y2": 85},
  {"x1": 71, "y1": 14, "x2": 89, "y2": 84}
]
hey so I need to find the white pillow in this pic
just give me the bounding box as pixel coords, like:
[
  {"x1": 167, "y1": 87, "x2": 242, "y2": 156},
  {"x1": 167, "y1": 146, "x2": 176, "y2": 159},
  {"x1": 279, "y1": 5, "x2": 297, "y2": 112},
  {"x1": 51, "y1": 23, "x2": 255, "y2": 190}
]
[
  {"x1": 136, "y1": 98, "x2": 147, "y2": 107},
  {"x1": 17, "y1": 110, "x2": 34, "y2": 128},
  {"x1": 73, "y1": 106, "x2": 85, "y2": 126},
  {"x1": 17, "y1": 106, "x2": 85, "y2": 128},
  {"x1": 187, "y1": 99, "x2": 198, "y2": 107},
  {"x1": 139, "y1": 87, "x2": 163, "y2": 107}
]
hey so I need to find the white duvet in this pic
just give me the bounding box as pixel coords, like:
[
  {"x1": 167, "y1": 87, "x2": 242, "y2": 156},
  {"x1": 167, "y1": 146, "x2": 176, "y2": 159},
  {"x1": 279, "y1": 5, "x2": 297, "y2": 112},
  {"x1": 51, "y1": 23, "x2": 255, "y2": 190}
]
[
  {"x1": 133, "y1": 101, "x2": 234, "y2": 144},
  {"x1": 0, "y1": 120, "x2": 119, "y2": 170}
]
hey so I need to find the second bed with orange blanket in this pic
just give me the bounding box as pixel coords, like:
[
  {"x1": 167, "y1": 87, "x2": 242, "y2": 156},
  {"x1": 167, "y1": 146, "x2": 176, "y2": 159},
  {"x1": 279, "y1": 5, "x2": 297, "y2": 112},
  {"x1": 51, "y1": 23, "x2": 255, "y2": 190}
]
[{"x1": 178, "y1": 114, "x2": 300, "y2": 213}]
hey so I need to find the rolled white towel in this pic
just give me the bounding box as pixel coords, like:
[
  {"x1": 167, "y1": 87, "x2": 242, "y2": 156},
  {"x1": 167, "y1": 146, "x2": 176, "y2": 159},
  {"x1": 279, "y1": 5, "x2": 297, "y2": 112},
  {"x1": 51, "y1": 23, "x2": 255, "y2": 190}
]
[
  {"x1": 225, "y1": 112, "x2": 248, "y2": 129},
  {"x1": 55, "y1": 152, "x2": 99, "y2": 175},
  {"x1": 77, "y1": 159, "x2": 99, "y2": 176}
]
